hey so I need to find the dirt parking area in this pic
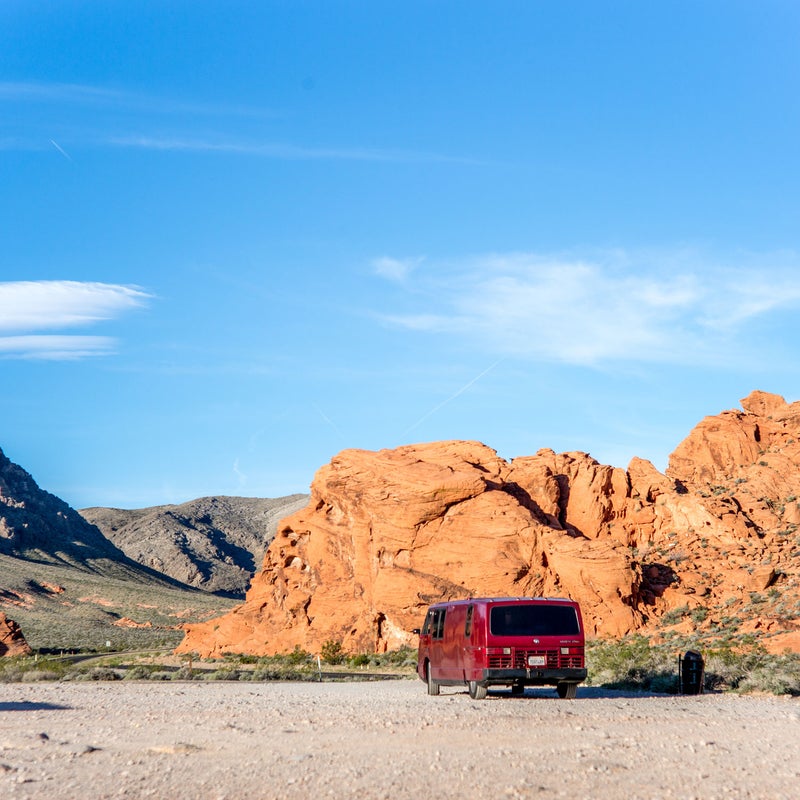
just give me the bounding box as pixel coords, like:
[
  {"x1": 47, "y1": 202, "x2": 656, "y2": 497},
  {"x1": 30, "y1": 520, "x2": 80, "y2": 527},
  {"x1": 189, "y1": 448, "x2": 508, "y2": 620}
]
[{"x1": 1, "y1": 679, "x2": 798, "y2": 799}]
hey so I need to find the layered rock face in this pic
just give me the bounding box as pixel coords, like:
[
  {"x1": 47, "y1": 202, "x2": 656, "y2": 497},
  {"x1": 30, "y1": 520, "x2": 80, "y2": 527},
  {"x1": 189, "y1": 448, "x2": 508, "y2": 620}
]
[{"x1": 179, "y1": 391, "x2": 800, "y2": 657}]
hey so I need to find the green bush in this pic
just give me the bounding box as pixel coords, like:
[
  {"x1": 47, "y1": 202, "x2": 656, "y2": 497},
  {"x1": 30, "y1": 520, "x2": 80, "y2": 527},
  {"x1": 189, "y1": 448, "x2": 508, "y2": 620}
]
[
  {"x1": 123, "y1": 665, "x2": 158, "y2": 680},
  {"x1": 376, "y1": 645, "x2": 417, "y2": 667},
  {"x1": 287, "y1": 645, "x2": 313, "y2": 666},
  {"x1": 588, "y1": 637, "x2": 800, "y2": 695},
  {"x1": 320, "y1": 640, "x2": 345, "y2": 665},
  {"x1": 587, "y1": 635, "x2": 678, "y2": 692},
  {"x1": 207, "y1": 668, "x2": 242, "y2": 681}
]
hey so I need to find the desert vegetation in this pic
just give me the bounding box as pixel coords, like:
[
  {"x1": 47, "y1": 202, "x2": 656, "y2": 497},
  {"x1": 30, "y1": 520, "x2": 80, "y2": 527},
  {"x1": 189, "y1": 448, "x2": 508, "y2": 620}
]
[
  {"x1": 586, "y1": 635, "x2": 800, "y2": 695},
  {"x1": 2, "y1": 638, "x2": 799, "y2": 694}
]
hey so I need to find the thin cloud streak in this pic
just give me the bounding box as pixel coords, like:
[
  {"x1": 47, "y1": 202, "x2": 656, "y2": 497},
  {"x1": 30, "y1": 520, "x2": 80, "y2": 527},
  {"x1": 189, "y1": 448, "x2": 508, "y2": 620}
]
[
  {"x1": 376, "y1": 251, "x2": 800, "y2": 368},
  {"x1": 0, "y1": 81, "x2": 122, "y2": 104},
  {"x1": 2, "y1": 81, "x2": 482, "y2": 163},
  {"x1": 0, "y1": 335, "x2": 116, "y2": 359},
  {"x1": 49, "y1": 139, "x2": 73, "y2": 161},
  {"x1": 0, "y1": 81, "x2": 279, "y2": 119},
  {"x1": 403, "y1": 358, "x2": 504, "y2": 436},
  {"x1": 107, "y1": 135, "x2": 482, "y2": 164}
]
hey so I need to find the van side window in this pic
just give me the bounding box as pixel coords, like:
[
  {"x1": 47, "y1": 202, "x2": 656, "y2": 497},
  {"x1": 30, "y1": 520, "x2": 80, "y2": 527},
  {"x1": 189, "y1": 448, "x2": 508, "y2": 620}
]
[
  {"x1": 464, "y1": 605, "x2": 473, "y2": 637},
  {"x1": 432, "y1": 608, "x2": 446, "y2": 640},
  {"x1": 422, "y1": 610, "x2": 434, "y2": 636}
]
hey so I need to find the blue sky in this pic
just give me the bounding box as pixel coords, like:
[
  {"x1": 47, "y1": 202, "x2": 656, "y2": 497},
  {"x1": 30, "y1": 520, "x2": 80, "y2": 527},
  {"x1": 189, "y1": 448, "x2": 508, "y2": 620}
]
[{"x1": 3, "y1": 1, "x2": 800, "y2": 509}]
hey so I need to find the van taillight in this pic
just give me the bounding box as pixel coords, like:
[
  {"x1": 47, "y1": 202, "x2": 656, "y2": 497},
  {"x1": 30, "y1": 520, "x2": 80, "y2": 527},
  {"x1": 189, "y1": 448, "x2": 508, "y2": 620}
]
[{"x1": 486, "y1": 647, "x2": 512, "y2": 655}]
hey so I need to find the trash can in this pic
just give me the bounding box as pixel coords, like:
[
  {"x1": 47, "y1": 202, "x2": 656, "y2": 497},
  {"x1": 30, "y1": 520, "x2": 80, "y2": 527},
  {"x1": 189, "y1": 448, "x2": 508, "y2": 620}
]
[{"x1": 679, "y1": 650, "x2": 705, "y2": 695}]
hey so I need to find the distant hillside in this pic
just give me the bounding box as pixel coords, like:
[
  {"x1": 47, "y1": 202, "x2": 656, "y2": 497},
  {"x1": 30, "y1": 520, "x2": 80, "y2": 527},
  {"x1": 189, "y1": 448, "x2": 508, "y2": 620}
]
[
  {"x1": 0, "y1": 445, "x2": 237, "y2": 651},
  {"x1": 0, "y1": 446, "x2": 185, "y2": 585},
  {"x1": 80, "y1": 494, "x2": 309, "y2": 597}
]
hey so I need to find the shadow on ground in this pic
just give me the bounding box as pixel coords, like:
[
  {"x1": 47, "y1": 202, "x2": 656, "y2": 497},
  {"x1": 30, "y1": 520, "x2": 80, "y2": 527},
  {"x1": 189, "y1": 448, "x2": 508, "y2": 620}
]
[{"x1": 0, "y1": 701, "x2": 72, "y2": 712}]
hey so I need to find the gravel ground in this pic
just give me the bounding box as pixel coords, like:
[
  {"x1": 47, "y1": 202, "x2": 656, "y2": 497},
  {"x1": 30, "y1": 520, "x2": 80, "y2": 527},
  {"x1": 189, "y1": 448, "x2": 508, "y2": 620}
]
[{"x1": 1, "y1": 679, "x2": 799, "y2": 799}]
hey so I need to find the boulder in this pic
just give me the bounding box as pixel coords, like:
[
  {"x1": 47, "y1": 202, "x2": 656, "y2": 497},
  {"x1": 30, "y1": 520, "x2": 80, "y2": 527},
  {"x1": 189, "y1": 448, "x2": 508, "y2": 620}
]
[{"x1": 0, "y1": 612, "x2": 31, "y2": 657}]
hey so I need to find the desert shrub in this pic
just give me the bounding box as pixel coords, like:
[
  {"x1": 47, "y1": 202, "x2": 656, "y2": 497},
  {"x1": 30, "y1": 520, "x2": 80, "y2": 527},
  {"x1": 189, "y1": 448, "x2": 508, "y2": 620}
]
[
  {"x1": 67, "y1": 667, "x2": 123, "y2": 681},
  {"x1": 221, "y1": 652, "x2": 259, "y2": 664},
  {"x1": 320, "y1": 640, "x2": 345, "y2": 665},
  {"x1": 661, "y1": 606, "x2": 689, "y2": 626},
  {"x1": 0, "y1": 656, "x2": 71, "y2": 682},
  {"x1": 349, "y1": 653, "x2": 370, "y2": 667},
  {"x1": 250, "y1": 666, "x2": 314, "y2": 681},
  {"x1": 123, "y1": 665, "x2": 161, "y2": 680},
  {"x1": 587, "y1": 636, "x2": 678, "y2": 692},
  {"x1": 171, "y1": 666, "x2": 195, "y2": 680},
  {"x1": 703, "y1": 648, "x2": 800, "y2": 694},
  {"x1": 0, "y1": 664, "x2": 26, "y2": 682},
  {"x1": 377, "y1": 645, "x2": 417, "y2": 667},
  {"x1": 690, "y1": 607, "x2": 709, "y2": 624},
  {"x1": 736, "y1": 655, "x2": 800, "y2": 695},
  {"x1": 149, "y1": 671, "x2": 176, "y2": 681},
  {"x1": 589, "y1": 639, "x2": 800, "y2": 695},
  {"x1": 207, "y1": 668, "x2": 242, "y2": 681},
  {"x1": 286, "y1": 645, "x2": 313, "y2": 666},
  {"x1": 21, "y1": 669, "x2": 63, "y2": 682}
]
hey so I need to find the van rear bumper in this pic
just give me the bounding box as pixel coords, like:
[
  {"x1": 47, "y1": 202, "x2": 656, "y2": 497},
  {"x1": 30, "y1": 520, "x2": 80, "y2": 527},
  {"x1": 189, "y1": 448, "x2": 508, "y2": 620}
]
[{"x1": 482, "y1": 667, "x2": 587, "y2": 686}]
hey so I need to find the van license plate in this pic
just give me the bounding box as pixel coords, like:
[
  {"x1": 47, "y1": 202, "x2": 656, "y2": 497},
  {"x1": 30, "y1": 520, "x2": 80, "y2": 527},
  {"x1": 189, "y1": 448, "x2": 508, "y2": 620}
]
[{"x1": 527, "y1": 655, "x2": 546, "y2": 667}]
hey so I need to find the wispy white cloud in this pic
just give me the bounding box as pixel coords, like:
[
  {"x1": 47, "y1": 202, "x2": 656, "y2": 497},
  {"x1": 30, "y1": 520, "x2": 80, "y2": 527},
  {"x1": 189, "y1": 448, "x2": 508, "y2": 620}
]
[
  {"x1": 371, "y1": 256, "x2": 424, "y2": 282},
  {"x1": 374, "y1": 250, "x2": 800, "y2": 367},
  {"x1": 0, "y1": 281, "x2": 151, "y2": 360}
]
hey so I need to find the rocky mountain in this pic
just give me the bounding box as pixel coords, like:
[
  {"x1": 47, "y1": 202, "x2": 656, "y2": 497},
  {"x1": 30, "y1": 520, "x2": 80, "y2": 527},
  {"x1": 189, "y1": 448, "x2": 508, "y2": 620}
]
[
  {"x1": 0, "y1": 446, "x2": 242, "y2": 651},
  {"x1": 179, "y1": 391, "x2": 800, "y2": 657},
  {"x1": 0, "y1": 445, "x2": 174, "y2": 582},
  {"x1": 81, "y1": 494, "x2": 309, "y2": 597}
]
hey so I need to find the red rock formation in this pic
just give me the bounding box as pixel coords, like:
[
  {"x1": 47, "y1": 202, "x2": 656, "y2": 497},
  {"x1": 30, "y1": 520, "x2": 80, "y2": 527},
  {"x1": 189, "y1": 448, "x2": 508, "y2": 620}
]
[
  {"x1": 0, "y1": 612, "x2": 31, "y2": 657},
  {"x1": 178, "y1": 391, "x2": 800, "y2": 656}
]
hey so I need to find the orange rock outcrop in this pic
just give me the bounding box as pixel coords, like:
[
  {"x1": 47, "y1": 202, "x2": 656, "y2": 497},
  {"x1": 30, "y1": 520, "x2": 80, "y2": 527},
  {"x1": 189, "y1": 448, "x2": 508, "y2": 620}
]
[
  {"x1": 179, "y1": 391, "x2": 800, "y2": 656},
  {"x1": 0, "y1": 612, "x2": 31, "y2": 657}
]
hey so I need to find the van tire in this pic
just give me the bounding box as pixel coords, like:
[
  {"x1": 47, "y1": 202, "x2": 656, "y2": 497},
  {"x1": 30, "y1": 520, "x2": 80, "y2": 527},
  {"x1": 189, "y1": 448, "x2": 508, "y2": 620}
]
[
  {"x1": 557, "y1": 682, "x2": 577, "y2": 699},
  {"x1": 468, "y1": 681, "x2": 488, "y2": 700},
  {"x1": 426, "y1": 664, "x2": 440, "y2": 696}
]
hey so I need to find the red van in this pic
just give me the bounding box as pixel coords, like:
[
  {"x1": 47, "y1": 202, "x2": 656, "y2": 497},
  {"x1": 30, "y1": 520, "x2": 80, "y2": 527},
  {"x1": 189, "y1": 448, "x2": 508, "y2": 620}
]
[{"x1": 415, "y1": 597, "x2": 586, "y2": 700}]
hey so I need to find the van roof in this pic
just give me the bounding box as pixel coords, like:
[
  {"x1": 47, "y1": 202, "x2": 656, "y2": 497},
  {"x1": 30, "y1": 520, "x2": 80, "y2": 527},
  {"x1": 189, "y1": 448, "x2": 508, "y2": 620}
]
[{"x1": 426, "y1": 596, "x2": 576, "y2": 609}]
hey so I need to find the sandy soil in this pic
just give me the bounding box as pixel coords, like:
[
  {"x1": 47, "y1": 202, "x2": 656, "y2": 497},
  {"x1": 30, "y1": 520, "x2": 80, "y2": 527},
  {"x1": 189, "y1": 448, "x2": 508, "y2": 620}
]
[{"x1": 1, "y1": 679, "x2": 799, "y2": 799}]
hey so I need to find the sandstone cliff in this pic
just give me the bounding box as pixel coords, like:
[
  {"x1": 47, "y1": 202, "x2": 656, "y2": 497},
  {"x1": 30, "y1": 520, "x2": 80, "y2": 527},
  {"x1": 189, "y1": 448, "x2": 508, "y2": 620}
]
[{"x1": 178, "y1": 391, "x2": 800, "y2": 657}]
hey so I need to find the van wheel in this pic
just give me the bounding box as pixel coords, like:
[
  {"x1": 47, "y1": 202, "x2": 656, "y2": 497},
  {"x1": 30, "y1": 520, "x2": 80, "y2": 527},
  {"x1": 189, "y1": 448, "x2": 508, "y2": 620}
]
[
  {"x1": 557, "y1": 682, "x2": 577, "y2": 699},
  {"x1": 468, "y1": 681, "x2": 488, "y2": 700},
  {"x1": 510, "y1": 682, "x2": 524, "y2": 696},
  {"x1": 426, "y1": 664, "x2": 440, "y2": 696}
]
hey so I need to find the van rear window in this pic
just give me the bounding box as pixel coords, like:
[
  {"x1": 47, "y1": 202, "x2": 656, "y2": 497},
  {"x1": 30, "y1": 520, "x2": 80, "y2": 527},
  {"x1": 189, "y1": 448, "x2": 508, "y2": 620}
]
[{"x1": 490, "y1": 604, "x2": 579, "y2": 637}]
